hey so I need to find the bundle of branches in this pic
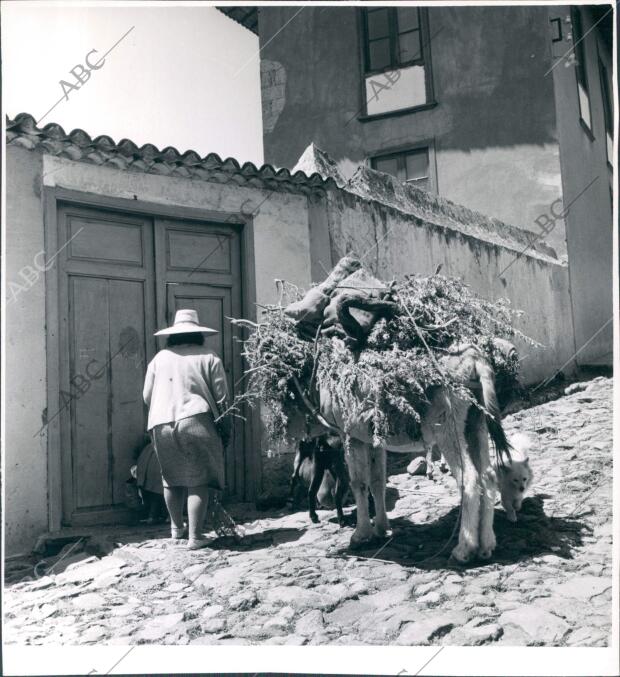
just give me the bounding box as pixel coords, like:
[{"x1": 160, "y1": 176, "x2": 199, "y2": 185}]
[{"x1": 233, "y1": 268, "x2": 532, "y2": 447}]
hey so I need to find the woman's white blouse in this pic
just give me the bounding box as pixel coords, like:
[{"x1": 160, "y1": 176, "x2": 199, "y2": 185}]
[{"x1": 143, "y1": 345, "x2": 230, "y2": 431}]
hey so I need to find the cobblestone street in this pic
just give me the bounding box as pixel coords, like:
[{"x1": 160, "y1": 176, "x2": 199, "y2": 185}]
[{"x1": 4, "y1": 377, "x2": 613, "y2": 647}]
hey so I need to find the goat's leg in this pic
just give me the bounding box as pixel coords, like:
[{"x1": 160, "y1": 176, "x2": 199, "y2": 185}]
[
  {"x1": 308, "y1": 463, "x2": 323, "y2": 524},
  {"x1": 290, "y1": 453, "x2": 303, "y2": 510},
  {"x1": 369, "y1": 445, "x2": 389, "y2": 538},
  {"x1": 334, "y1": 476, "x2": 346, "y2": 527},
  {"x1": 346, "y1": 439, "x2": 374, "y2": 548}
]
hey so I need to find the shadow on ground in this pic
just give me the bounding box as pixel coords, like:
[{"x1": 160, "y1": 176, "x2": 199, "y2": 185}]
[
  {"x1": 331, "y1": 494, "x2": 590, "y2": 572},
  {"x1": 209, "y1": 527, "x2": 305, "y2": 552}
]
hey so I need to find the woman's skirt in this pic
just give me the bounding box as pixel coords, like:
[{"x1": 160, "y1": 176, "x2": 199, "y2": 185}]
[{"x1": 151, "y1": 412, "x2": 225, "y2": 490}]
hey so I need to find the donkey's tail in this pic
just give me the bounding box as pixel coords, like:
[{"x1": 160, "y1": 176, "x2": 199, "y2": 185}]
[{"x1": 477, "y1": 357, "x2": 512, "y2": 469}]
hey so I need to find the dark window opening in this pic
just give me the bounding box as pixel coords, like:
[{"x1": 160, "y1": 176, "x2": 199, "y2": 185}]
[
  {"x1": 371, "y1": 147, "x2": 432, "y2": 192},
  {"x1": 363, "y1": 7, "x2": 426, "y2": 74},
  {"x1": 360, "y1": 7, "x2": 434, "y2": 117},
  {"x1": 571, "y1": 7, "x2": 593, "y2": 131},
  {"x1": 598, "y1": 56, "x2": 613, "y2": 166}
]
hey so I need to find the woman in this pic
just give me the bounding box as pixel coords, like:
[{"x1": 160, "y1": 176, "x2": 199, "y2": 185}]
[{"x1": 143, "y1": 309, "x2": 231, "y2": 550}]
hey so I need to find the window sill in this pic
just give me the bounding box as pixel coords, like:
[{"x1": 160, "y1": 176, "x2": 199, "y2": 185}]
[
  {"x1": 579, "y1": 117, "x2": 595, "y2": 141},
  {"x1": 365, "y1": 59, "x2": 425, "y2": 78},
  {"x1": 358, "y1": 101, "x2": 437, "y2": 123}
]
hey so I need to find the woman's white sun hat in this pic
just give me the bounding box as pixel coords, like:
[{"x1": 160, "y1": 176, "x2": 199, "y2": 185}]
[{"x1": 154, "y1": 309, "x2": 219, "y2": 336}]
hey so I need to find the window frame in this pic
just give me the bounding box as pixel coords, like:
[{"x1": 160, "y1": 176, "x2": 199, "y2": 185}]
[
  {"x1": 597, "y1": 47, "x2": 613, "y2": 169},
  {"x1": 369, "y1": 140, "x2": 438, "y2": 193},
  {"x1": 357, "y1": 7, "x2": 436, "y2": 121},
  {"x1": 571, "y1": 7, "x2": 594, "y2": 138},
  {"x1": 363, "y1": 7, "x2": 425, "y2": 74}
]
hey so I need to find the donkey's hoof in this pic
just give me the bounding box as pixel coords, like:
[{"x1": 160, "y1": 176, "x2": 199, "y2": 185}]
[
  {"x1": 451, "y1": 543, "x2": 475, "y2": 564},
  {"x1": 310, "y1": 514, "x2": 320, "y2": 524},
  {"x1": 349, "y1": 533, "x2": 378, "y2": 551},
  {"x1": 372, "y1": 524, "x2": 391, "y2": 540},
  {"x1": 479, "y1": 534, "x2": 496, "y2": 560}
]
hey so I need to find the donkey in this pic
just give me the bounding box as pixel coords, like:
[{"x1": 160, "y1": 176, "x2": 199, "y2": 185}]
[{"x1": 289, "y1": 343, "x2": 512, "y2": 564}]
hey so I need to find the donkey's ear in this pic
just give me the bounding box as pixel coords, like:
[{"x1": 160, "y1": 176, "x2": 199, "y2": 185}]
[{"x1": 523, "y1": 456, "x2": 529, "y2": 463}]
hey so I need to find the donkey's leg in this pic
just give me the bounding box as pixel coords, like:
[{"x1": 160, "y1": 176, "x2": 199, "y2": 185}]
[
  {"x1": 425, "y1": 442, "x2": 435, "y2": 480},
  {"x1": 346, "y1": 438, "x2": 374, "y2": 548},
  {"x1": 436, "y1": 401, "x2": 481, "y2": 564},
  {"x1": 477, "y1": 422, "x2": 498, "y2": 559},
  {"x1": 369, "y1": 446, "x2": 389, "y2": 538}
]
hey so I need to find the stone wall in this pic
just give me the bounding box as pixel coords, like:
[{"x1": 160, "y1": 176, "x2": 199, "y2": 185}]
[{"x1": 319, "y1": 164, "x2": 575, "y2": 386}]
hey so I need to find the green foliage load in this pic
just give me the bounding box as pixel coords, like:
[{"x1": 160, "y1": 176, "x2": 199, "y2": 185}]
[{"x1": 235, "y1": 274, "x2": 528, "y2": 447}]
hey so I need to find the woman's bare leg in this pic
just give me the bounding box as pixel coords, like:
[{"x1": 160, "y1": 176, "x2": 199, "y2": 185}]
[
  {"x1": 187, "y1": 485, "x2": 210, "y2": 541},
  {"x1": 163, "y1": 486, "x2": 185, "y2": 533}
]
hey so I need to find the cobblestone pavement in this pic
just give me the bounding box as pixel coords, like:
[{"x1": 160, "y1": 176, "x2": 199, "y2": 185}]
[{"x1": 4, "y1": 377, "x2": 613, "y2": 646}]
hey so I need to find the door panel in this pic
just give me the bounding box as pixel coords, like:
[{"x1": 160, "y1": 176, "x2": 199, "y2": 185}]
[
  {"x1": 157, "y1": 218, "x2": 245, "y2": 499},
  {"x1": 57, "y1": 204, "x2": 248, "y2": 524},
  {"x1": 166, "y1": 229, "x2": 232, "y2": 273},
  {"x1": 59, "y1": 205, "x2": 155, "y2": 525},
  {"x1": 109, "y1": 279, "x2": 148, "y2": 505},
  {"x1": 70, "y1": 276, "x2": 111, "y2": 510},
  {"x1": 68, "y1": 216, "x2": 144, "y2": 266}
]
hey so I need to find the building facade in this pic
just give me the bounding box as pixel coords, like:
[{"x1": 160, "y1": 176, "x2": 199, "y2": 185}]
[
  {"x1": 547, "y1": 4, "x2": 614, "y2": 366},
  {"x1": 5, "y1": 115, "x2": 322, "y2": 555},
  {"x1": 6, "y1": 112, "x2": 577, "y2": 556},
  {"x1": 252, "y1": 4, "x2": 567, "y2": 256},
  {"x1": 222, "y1": 3, "x2": 614, "y2": 369}
]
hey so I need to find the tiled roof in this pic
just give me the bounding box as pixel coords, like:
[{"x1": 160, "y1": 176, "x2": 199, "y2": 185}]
[
  {"x1": 6, "y1": 113, "x2": 333, "y2": 194},
  {"x1": 217, "y1": 6, "x2": 259, "y2": 34}
]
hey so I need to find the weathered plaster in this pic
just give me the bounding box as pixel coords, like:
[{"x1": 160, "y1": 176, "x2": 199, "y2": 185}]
[
  {"x1": 326, "y1": 188, "x2": 575, "y2": 385},
  {"x1": 5, "y1": 147, "x2": 49, "y2": 557},
  {"x1": 258, "y1": 5, "x2": 567, "y2": 255}
]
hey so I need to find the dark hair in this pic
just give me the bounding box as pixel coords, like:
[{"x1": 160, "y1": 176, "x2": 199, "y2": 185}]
[{"x1": 166, "y1": 332, "x2": 205, "y2": 347}]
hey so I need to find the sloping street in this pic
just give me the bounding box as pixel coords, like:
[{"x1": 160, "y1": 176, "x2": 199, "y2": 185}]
[{"x1": 4, "y1": 377, "x2": 613, "y2": 647}]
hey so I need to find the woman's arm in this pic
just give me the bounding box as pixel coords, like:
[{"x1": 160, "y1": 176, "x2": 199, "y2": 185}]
[
  {"x1": 207, "y1": 355, "x2": 232, "y2": 444},
  {"x1": 143, "y1": 360, "x2": 155, "y2": 406},
  {"x1": 208, "y1": 355, "x2": 230, "y2": 411}
]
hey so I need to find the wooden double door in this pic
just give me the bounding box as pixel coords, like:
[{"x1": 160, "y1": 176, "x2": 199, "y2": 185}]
[{"x1": 57, "y1": 204, "x2": 247, "y2": 526}]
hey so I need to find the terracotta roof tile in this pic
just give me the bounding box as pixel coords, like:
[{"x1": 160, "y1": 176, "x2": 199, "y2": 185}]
[{"x1": 6, "y1": 113, "x2": 334, "y2": 194}]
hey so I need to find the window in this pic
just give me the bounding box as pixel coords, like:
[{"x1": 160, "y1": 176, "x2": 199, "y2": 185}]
[
  {"x1": 598, "y1": 55, "x2": 613, "y2": 166},
  {"x1": 361, "y1": 7, "x2": 433, "y2": 116},
  {"x1": 364, "y1": 7, "x2": 423, "y2": 72},
  {"x1": 571, "y1": 8, "x2": 592, "y2": 132},
  {"x1": 371, "y1": 146, "x2": 433, "y2": 192}
]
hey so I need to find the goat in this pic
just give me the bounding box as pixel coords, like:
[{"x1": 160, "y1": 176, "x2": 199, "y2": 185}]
[{"x1": 290, "y1": 434, "x2": 349, "y2": 526}]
